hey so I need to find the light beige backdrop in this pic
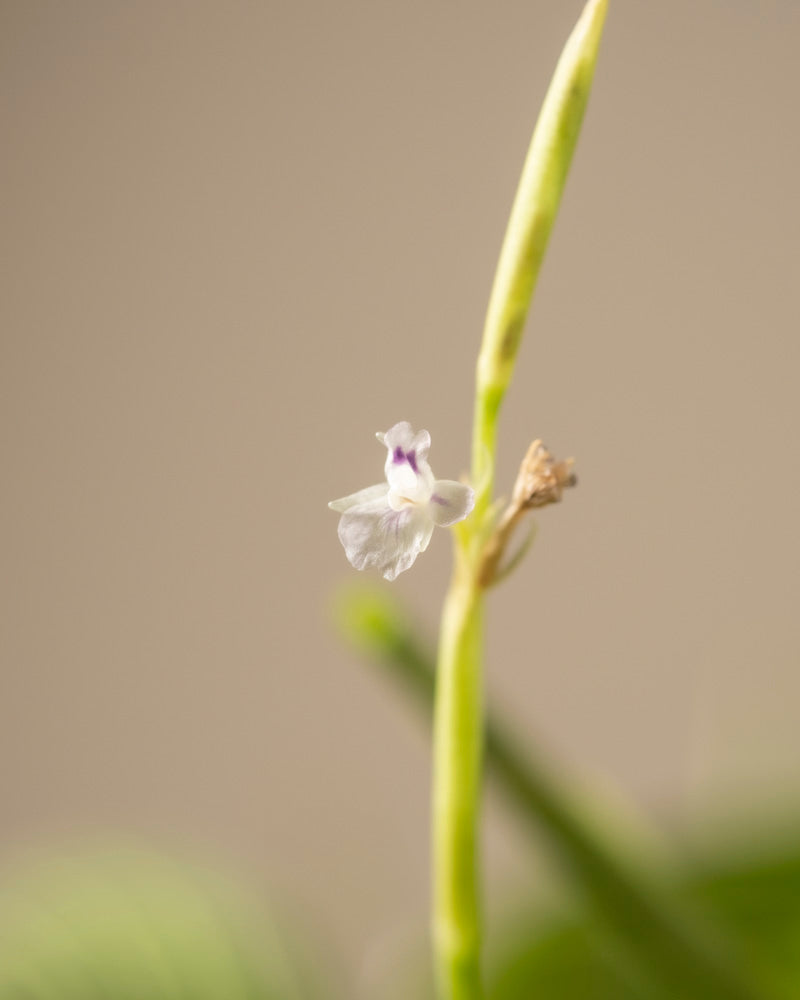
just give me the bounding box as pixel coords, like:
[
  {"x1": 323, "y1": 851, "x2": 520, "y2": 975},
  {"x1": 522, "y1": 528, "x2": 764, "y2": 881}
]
[{"x1": 2, "y1": 0, "x2": 799, "y2": 992}]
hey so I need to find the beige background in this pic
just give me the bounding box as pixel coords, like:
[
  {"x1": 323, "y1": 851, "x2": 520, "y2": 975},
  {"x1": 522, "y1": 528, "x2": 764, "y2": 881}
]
[{"x1": 2, "y1": 0, "x2": 799, "y2": 991}]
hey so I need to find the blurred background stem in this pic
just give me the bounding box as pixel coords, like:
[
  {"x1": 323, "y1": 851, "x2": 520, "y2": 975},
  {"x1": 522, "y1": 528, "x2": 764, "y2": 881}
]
[{"x1": 337, "y1": 587, "x2": 768, "y2": 1000}]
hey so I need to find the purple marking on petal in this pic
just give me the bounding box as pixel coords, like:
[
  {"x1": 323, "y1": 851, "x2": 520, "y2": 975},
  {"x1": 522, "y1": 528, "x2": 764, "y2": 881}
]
[
  {"x1": 393, "y1": 446, "x2": 419, "y2": 474},
  {"x1": 431, "y1": 493, "x2": 449, "y2": 505}
]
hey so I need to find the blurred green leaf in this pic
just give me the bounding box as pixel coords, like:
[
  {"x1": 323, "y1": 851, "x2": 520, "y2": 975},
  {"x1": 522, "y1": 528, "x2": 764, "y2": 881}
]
[
  {"x1": 485, "y1": 840, "x2": 800, "y2": 1000},
  {"x1": 686, "y1": 843, "x2": 800, "y2": 999},
  {"x1": 0, "y1": 850, "x2": 328, "y2": 1000},
  {"x1": 487, "y1": 917, "x2": 642, "y2": 1000}
]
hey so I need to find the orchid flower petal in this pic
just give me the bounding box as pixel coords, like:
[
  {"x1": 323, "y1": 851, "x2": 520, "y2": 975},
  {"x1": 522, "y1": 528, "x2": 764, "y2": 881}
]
[
  {"x1": 381, "y1": 421, "x2": 431, "y2": 463},
  {"x1": 383, "y1": 421, "x2": 434, "y2": 499},
  {"x1": 336, "y1": 498, "x2": 434, "y2": 581},
  {"x1": 328, "y1": 483, "x2": 389, "y2": 513},
  {"x1": 428, "y1": 480, "x2": 476, "y2": 527}
]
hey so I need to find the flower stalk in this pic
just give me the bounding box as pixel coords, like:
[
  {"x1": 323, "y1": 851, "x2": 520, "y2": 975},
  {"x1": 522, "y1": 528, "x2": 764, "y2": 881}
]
[
  {"x1": 431, "y1": 2, "x2": 609, "y2": 997},
  {"x1": 431, "y1": 554, "x2": 484, "y2": 1000}
]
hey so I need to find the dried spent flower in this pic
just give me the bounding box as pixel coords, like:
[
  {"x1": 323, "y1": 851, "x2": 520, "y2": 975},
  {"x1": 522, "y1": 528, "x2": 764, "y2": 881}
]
[
  {"x1": 511, "y1": 439, "x2": 577, "y2": 509},
  {"x1": 478, "y1": 439, "x2": 576, "y2": 587},
  {"x1": 329, "y1": 422, "x2": 475, "y2": 581}
]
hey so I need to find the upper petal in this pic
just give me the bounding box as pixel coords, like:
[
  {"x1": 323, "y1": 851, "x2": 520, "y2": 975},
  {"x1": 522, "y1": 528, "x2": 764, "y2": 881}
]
[
  {"x1": 328, "y1": 482, "x2": 389, "y2": 513},
  {"x1": 379, "y1": 422, "x2": 431, "y2": 463},
  {"x1": 428, "y1": 480, "x2": 475, "y2": 527},
  {"x1": 381, "y1": 422, "x2": 434, "y2": 499}
]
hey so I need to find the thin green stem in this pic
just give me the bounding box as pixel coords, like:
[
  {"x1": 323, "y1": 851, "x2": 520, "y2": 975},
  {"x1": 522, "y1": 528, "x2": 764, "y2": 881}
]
[
  {"x1": 431, "y1": 558, "x2": 484, "y2": 999},
  {"x1": 471, "y1": 0, "x2": 608, "y2": 517}
]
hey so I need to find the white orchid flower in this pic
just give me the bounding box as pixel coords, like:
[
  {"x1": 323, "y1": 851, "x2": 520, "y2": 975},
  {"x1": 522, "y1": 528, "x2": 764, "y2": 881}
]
[{"x1": 328, "y1": 421, "x2": 475, "y2": 581}]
